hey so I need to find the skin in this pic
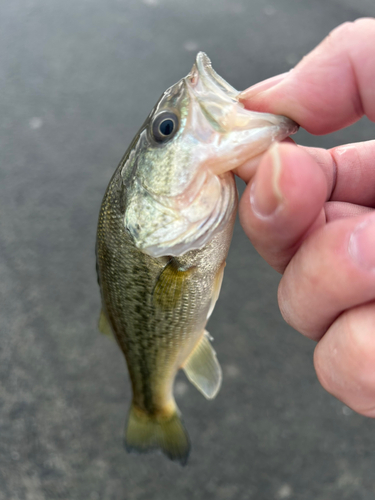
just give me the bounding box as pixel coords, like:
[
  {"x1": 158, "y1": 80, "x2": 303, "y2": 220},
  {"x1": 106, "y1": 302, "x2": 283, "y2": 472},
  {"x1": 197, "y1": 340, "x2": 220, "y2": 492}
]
[{"x1": 236, "y1": 18, "x2": 375, "y2": 417}]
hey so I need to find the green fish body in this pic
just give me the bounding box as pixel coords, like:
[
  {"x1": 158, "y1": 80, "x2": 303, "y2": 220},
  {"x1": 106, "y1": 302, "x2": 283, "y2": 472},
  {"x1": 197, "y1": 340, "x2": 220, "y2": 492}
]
[{"x1": 96, "y1": 53, "x2": 297, "y2": 464}]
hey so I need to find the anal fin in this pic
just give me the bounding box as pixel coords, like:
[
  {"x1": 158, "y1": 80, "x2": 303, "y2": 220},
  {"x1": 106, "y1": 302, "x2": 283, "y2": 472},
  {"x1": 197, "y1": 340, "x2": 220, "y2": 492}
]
[
  {"x1": 183, "y1": 330, "x2": 222, "y2": 400},
  {"x1": 98, "y1": 309, "x2": 114, "y2": 338}
]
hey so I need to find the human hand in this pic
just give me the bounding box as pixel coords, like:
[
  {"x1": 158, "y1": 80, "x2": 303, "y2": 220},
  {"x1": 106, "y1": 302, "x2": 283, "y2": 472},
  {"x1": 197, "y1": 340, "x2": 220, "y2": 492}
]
[{"x1": 235, "y1": 18, "x2": 375, "y2": 416}]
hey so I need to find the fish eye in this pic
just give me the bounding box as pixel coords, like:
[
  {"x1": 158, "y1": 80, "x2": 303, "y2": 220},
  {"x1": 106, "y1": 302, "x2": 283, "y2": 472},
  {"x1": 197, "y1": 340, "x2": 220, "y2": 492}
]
[{"x1": 152, "y1": 112, "x2": 179, "y2": 143}]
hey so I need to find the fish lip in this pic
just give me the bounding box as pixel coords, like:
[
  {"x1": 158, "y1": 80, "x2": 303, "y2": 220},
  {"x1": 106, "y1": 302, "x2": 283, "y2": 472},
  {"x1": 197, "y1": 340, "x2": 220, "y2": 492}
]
[
  {"x1": 185, "y1": 52, "x2": 298, "y2": 137},
  {"x1": 126, "y1": 54, "x2": 299, "y2": 258},
  {"x1": 188, "y1": 52, "x2": 239, "y2": 100}
]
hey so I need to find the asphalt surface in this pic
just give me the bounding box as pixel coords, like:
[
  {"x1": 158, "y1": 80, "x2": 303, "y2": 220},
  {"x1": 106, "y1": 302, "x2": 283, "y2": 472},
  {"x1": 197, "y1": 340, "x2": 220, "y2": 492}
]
[{"x1": 1, "y1": 1, "x2": 375, "y2": 499}]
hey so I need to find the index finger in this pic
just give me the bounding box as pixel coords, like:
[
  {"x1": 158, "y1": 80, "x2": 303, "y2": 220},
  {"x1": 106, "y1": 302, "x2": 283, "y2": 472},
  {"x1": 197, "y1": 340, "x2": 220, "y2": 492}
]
[{"x1": 239, "y1": 18, "x2": 375, "y2": 135}]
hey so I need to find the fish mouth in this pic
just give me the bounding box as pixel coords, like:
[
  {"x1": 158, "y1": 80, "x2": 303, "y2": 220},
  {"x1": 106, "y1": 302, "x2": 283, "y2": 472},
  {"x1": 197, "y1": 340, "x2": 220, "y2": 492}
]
[
  {"x1": 126, "y1": 53, "x2": 298, "y2": 258},
  {"x1": 188, "y1": 52, "x2": 240, "y2": 104},
  {"x1": 185, "y1": 52, "x2": 298, "y2": 175}
]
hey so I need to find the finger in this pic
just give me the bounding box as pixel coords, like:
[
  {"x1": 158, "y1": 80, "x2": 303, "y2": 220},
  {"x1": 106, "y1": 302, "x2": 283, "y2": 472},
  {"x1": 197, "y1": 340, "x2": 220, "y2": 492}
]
[
  {"x1": 234, "y1": 137, "x2": 295, "y2": 183},
  {"x1": 307, "y1": 140, "x2": 375, "y2": 206},
  {"x1": 278, "y1": 212, "x2": 375, "y2": 340},
  {"x1": 325, "y1": 201, "x2": 373, "y2": 222},
  {"x1": 314, "y1": 303, "x2": 375, "y2": 417},
  {"x1": 239, "y1": 142, "x2": 327, "y2": 272},
  {"x1": 240, "y1": 18, "x2": 375, "y2": 134},
  {"x1": 237, "y1": 140, "x2": 375, "y2": 209}
]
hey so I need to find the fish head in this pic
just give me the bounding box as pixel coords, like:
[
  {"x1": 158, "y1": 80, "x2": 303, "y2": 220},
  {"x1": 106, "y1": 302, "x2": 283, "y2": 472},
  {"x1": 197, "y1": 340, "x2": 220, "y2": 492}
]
[{"x1": 124, "y1": 52, "x2": 298, "y2": 258}]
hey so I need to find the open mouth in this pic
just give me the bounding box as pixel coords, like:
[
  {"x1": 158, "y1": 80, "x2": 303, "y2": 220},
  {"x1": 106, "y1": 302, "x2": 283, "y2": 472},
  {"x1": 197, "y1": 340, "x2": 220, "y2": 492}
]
[
  {"x1": 185, "y1": 52, "x2": 299, "y2": 175},
  {"x1": 188, "y1": 52, "x2": 239, "y2": 102}
]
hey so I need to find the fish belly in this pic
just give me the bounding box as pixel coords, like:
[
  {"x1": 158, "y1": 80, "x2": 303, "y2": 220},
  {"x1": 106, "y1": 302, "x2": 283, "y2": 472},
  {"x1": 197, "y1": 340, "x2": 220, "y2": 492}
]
[{"x1": 96, "y1": 169, "x2": 237, "y2": 463}]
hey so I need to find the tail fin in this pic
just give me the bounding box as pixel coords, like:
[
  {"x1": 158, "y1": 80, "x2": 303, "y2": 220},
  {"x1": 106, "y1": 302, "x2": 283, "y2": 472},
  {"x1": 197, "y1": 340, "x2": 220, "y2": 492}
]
[{"x1": 124, "y1": 403, "x2": 190, "y2": 465}]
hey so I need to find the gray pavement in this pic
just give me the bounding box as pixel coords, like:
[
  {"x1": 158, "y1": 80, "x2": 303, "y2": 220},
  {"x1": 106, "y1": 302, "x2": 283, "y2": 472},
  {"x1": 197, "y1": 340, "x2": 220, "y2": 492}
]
[{"x1": 1, "y1": 1, "x2": 375, "y2": 499}]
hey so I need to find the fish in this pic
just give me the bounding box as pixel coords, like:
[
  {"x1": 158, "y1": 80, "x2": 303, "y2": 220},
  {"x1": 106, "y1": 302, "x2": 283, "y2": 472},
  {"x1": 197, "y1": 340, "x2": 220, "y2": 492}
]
[{"x1": 96, "y1": 52, "x2": 297, "y2": 465}]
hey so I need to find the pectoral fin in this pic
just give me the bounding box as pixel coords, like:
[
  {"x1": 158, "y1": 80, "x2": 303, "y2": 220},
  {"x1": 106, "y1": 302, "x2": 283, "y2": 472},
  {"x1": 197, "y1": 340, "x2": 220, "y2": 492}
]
[
  {"x1": 98, "y1": 309, "x2": 113, "y2": 338},
  {"x1": 183, "y1": 330, "x2": 222, "y2": 399},
  {"x1": 153, "y1": 259, "x2": 195, "y2": 310}
]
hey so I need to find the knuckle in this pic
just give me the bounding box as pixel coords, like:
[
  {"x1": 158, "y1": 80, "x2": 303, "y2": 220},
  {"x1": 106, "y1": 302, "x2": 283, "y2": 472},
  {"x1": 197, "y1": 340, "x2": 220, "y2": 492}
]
[
  {"x1": 277, "y1": 278, "x2": 306, "y2": 332},
  {"x1": 325, "y1": 19, "x2": 375, "y2": 51},
  {"x1": 352, "y1": 17, "x2": 375, "y2": 32},
  {"x1": 345, "y1": 308, "x2": 375, "y2": 386},
  {"x1": 277, "y1": 261, "x2": 325, "y2": 339},
  {"x1": 328, "y1": 18, "x2": 374, "y2": 39},
  {"x1": 277, "y1": 280, "x2": 294, "y2": 326},
  {"x1": 314, "y1": 305, "x2": 375, "y2": 418},
  {"x1": 357, "y1": 406, "x2": 375, "y2": 418},
  {"x1": 313, "y1": 345, "x2": 333, "y2": 394},
  {"x1": 328, "y1": 21, "x2": 353, "y2": 38}
]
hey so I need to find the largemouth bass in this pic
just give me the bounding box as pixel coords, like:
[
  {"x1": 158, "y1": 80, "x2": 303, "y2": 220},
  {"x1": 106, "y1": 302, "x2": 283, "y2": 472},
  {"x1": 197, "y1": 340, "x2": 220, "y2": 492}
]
[{"x1": 96, "y1": 53, "x2": 297, "y2": 464}]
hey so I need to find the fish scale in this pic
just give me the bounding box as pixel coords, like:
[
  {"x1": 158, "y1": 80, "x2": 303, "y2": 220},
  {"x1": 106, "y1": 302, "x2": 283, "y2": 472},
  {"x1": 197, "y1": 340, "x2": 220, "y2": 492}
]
[
  {"x1": 97, "y1": 163, "x2": 230, "y2": 413},
  {"x1": 96, "y1": 52, "x2": 297, "y2": 464}
]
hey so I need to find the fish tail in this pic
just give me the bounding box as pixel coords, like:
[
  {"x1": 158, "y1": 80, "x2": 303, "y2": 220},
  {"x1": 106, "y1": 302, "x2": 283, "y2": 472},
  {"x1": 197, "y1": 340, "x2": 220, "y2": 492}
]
[{"x1": 124, "y1": 403, "x2": 190, "y2": 465}]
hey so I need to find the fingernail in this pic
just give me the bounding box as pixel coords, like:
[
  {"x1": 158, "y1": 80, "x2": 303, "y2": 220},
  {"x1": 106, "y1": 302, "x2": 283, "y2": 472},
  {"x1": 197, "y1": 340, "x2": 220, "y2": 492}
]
[
  {"x1": 239, "y1": 72, "x2": 289, "y2": 100},
  {"x1": 250, "y1": 142, "x2": 283, "y2": 217},
  {"x1": 348, "y1": 216, "x2": 375, "y2": 271}
]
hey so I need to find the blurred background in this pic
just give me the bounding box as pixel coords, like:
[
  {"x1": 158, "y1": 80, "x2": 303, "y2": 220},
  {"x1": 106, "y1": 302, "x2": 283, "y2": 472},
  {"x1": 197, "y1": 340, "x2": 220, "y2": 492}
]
[{"x1": 1, "y1": 1, "x2": 375, "y2": 499}]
